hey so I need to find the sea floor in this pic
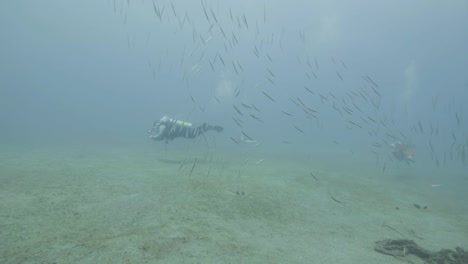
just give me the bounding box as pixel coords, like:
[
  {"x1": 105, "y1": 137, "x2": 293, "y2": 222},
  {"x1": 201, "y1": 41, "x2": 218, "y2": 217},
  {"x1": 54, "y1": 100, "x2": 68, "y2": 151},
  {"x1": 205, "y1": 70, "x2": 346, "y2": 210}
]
[{"x1": 1, "y1": 143, "x2": 467, "y2": 263}]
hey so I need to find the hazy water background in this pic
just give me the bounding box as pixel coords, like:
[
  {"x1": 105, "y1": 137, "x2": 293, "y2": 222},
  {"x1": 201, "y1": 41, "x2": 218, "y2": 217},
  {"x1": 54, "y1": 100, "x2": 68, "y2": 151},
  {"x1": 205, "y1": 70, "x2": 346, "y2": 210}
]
[{"x1": 1, "y1": 0, "x2": 467, "y2": 262}]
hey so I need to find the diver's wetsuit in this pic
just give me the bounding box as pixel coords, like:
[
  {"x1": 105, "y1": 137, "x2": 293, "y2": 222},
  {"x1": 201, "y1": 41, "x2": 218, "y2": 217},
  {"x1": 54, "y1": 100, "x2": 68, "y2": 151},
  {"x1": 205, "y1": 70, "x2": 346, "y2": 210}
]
[
  {"x1": 392, "y1": 148, "x2": 406, "y2": 161},
  {"x1": 391, "y1": 141, "x2": 415, "y2": 163},
  {"x1": 149, "y1": 116, "x2": 223, "y2": 143}
]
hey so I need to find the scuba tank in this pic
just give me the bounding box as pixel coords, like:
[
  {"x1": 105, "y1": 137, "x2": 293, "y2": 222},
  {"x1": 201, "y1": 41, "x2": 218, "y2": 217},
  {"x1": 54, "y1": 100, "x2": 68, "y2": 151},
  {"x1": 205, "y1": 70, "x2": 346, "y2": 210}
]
[{"x1": 170, "y1": 118, "x2": 192, "y2": 127}]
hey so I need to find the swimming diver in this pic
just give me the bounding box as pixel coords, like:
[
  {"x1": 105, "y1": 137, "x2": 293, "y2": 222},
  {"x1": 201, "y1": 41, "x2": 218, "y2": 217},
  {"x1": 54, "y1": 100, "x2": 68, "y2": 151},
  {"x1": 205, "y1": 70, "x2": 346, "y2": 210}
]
[
  {"x1": 149, "y1": 115, "x2": 223, "y2": 143},
  {"x1": 390, "y1": 141, "x2": 415, "y2": 163}
]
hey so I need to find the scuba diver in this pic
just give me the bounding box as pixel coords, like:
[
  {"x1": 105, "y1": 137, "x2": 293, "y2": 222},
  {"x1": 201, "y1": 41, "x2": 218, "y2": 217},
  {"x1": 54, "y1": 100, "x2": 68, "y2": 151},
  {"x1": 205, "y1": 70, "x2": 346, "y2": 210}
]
[
  {"x1": 149, "y1": 115, "x2": 223, "y2": 143},
  {"x1": 390, "y1": 141, "x2": 415, "y2": 163}
]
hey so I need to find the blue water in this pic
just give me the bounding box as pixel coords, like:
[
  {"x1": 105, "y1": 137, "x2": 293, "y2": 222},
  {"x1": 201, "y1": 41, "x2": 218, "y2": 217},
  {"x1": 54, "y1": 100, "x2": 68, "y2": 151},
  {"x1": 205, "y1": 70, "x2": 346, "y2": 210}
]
[{"x1": 1, "y1": 1, "x2": 467, "y2": 263}]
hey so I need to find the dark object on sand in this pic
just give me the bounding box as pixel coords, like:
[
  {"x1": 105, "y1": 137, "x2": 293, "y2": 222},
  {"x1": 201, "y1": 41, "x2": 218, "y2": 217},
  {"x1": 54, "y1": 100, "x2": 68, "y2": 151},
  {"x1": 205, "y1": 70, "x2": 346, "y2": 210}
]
[
  {"x1": 413, "y1": 203, "x2": 429, "y2": 210},
  {"x1": 375, "y1": 239, "x2": 468, "y2": 264}
]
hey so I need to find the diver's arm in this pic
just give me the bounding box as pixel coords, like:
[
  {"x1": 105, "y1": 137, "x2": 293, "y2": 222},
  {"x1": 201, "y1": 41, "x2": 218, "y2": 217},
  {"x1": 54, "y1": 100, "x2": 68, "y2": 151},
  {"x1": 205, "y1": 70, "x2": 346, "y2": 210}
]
[{"x1": 150, "y1": 124, "x2": 166, "y2": 141}]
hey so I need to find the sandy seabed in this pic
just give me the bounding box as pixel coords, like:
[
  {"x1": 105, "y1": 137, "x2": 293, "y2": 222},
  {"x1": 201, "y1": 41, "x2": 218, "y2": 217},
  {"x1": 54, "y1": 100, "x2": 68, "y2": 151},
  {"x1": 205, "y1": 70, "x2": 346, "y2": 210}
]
[{"x1": 1, "y1": 143, "x2": 467, "y2": 264}]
